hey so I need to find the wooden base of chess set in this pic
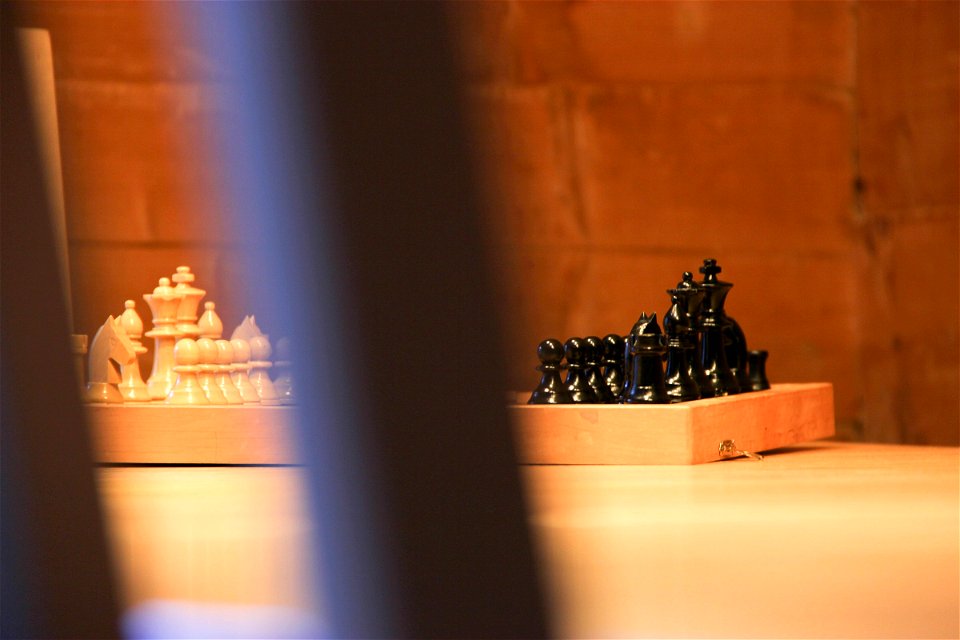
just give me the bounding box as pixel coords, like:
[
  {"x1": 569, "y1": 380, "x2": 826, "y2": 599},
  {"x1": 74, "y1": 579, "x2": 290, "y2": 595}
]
[
  {"x1": 86, "y1": 404, "x2": 299, "y2": 465},
  {"x1": 508, "y1": 383, "x2": 835, "y2": 465},
  {"x1": 87, "y1": 384, "x2": 832, "y2": 466}
]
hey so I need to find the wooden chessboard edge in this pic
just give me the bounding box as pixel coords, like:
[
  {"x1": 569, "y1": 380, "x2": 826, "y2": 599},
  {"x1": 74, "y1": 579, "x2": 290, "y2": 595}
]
[
  {"x1": 85, "y1": 404, "x2": 300, "y2": 465},
  {"x1": 508, "y1": 382, "x2": 835, "y2": 465},
  {"x1": 687, "y1": 383, "x2": 835, "y2": 463}
]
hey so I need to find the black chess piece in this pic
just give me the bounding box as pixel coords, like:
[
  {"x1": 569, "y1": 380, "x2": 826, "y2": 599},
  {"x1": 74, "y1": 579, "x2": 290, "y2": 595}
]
[
  {"x1": 528, "y1": 338, "x2": 573, "y2": 404},
  {"x1": 622, "y1": 313, "x2": 668, "y2": 404},
  {"x1": 621, "y1": 333, "x2": 632, "y2": 403},
  {"x1": 747, "y1": 349, "x2": 771, "y2": 391},
  {"x1": 584, "y1": 336, "x2": 615, "y2": 403},
  {"x1": 564, "y1": 337, "x2": 599, "y2": 403},
  {"x1": 601, "y1": 334, "x2": 626, "y2": 400},
  {"x1": 663, "y1": 285, "x2": 700, "y2": 403},
  {"x1": 694, "y1": 261, "x2": 749, "y2": 392},
  {"x1": 723, "y1": 311, "x2": 750, "y2": 393},
  {"x1": 698, "y1": 259, "x2": 740, "y2": 396},
  {"x1": 675, "y1": 271, "x2": 712, "y2": 397}
]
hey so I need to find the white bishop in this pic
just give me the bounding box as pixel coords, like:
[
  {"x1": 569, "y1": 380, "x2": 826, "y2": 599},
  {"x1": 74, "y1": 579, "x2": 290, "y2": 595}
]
[{"x1": 117, "y1": 300, "x2": 150, "y2": 402}]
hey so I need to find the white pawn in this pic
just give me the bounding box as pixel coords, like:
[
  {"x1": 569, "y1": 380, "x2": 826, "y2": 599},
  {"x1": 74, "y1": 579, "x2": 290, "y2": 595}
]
[
  {"x1": 230, "y1": 338, "x2": 260, "y2": 404},
  {"x1": 231, "y1": 315, "x2": 264, "y2": 342},
  {"x1": 117, "y1": 300, "x2": 151, "y2": 402},
  {"x1": 248, "y1": 335, "x2": 281, "y2": 405},
  {"x1": 196, "y1": 338, "x2": 227, "y2": 404},
  {"x1": 198, "y1": 301, "x2": 224, "y2": 339},
  {"x1": 166, "y1": 338, "x2": 210, "y2": 405},
  {"x1": 273, "y1": 336, "x2": 295, "y2": 405},
  {"x1": 214, "y1": 339, "x2": 243, "y2": 405}
]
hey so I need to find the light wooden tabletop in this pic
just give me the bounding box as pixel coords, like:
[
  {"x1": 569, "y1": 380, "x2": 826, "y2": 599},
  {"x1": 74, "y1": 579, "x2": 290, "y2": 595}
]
[
  {"x1": 98, "y1": 441, "x2": 958, "y2": 638},
  {"x1": 524, "y1": 441, "x2": 960, "y2": 639}
]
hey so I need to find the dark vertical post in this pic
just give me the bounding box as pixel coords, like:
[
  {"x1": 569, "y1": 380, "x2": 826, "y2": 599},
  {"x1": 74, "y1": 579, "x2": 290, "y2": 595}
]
[
  {"x1": 293, "y1": 3, "x2": 551, "y2": 636},
  {"x1": 1, "y1": 4, "x2": 121, "y2": 638}
]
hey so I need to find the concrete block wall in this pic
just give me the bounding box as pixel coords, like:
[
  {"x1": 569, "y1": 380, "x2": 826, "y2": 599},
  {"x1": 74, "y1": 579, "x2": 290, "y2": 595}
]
[
  {"x1": 17, "y1": 2, "x2": 253, "y2": 360},
  {"x1": 854, "y1": 2, "x2": 959, "y2": 443},
  {"x1": 16, "y1": 1, "x2": 958, "y2": 443},
  {"x1": 453, "y1": 0, "x2": 958, "y2": 444}
]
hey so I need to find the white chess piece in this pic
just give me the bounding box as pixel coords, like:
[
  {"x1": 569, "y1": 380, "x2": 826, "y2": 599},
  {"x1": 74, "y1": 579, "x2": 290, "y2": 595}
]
[
  {"x1": 230, "y1": 315, "x2": 265, "y2": 342},
  {"x1": 166, "y1": 338, "x2": 210, "y2": 405},
  {"x1": 71, "y1": 333, "x2": 88, "y2": 395},
  {"x1": 214, "y1": 339, "x2": 243, "y2": 405},
  {"x1": 196, "y1": 338, "x2": 227, "y2": 404},
  {"x1": 248, "y1": 335, "x2": 280, "y2": 405},
  {"x1": 230, "y1": 338, "x2": 260, "y2": 404},
  {"x1": 116, "y1": 300, "x2": 150, "y2": 402},
  {"x1": 272, "y1": 336, "x2": 295, "y2": 405},
  {"x1": 172, "y1": 266, "x2": 206, "y2": 339},
  {"x1": 144, "y1": 277, "x2": 183, "y2": 400},
  {"x1": 85, "y1": 315, "x2": 136, "y2": 403},
  {"x1": 198, "y1": 301, "x2": 224, "y2": 339}
]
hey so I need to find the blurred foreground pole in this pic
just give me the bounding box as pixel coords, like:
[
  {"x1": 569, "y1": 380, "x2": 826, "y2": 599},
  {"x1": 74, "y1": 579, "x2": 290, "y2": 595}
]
[
  {"x1": 200, "y1": 2, "x2": 550, "y2": 638},
  {"x1": 1, "y1": 3, "x2": 121, "y2": 638}
]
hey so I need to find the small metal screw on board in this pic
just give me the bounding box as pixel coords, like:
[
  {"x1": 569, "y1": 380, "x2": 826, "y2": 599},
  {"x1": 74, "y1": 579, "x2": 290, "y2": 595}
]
[{"x1": 718, "y1": 439, "x2": 764, "y2": 461}]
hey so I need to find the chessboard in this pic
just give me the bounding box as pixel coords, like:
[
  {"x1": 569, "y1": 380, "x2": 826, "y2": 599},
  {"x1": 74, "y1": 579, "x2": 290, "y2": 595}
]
[
  {"x1": 79, "y1": 264, "x2": 301, "y2": 464},
  {"x1": 508, "y1": 382, "x2": 835, "y2": 465},
  {"x1": 86, "y1": 404, "x2": 299, "y2": 465},
  {"x1": 82, "y1": 260, "x2": 834, "y2": 466},
  {"x1": 512, "y1": 258, "x2": 837, "y2": 463}
]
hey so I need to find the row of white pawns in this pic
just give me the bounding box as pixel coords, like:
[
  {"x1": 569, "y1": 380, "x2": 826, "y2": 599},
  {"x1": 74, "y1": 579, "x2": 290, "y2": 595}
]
[{"x1": 162, "y1": 330, "x2": 292, "y2": 406}]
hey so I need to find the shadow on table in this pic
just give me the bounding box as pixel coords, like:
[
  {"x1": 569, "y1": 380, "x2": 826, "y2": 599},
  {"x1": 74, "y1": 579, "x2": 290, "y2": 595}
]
[{"x1": 759, "y1": 443, "x2": 834, "y2": 457}]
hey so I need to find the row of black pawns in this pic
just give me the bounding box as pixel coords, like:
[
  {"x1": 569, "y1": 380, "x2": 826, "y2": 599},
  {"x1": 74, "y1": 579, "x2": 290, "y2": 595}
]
[{"x1": 528, "y1": 258, "x2": 771, "y2": 405}]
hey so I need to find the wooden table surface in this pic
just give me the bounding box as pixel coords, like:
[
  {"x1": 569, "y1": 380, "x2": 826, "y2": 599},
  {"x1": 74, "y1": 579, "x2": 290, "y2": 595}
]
[
  {"x1": 99, "y1": 441, "x2": 959, "y2": 638},
  {"x1": 525, "y1": 441, "x2": 959, "y2": 639},
  {"x1": 98, "y1": 466, "x2": 322, "y2": 613}
]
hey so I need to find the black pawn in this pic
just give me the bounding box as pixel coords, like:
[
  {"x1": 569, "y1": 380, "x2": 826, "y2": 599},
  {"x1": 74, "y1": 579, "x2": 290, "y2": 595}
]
[
  {"x1": 698, "y1": 259, "x2": 740, "y2": 396},
  {"x1": 564, "y1": 337, "x2": 599, "y2": 404},
  {"x1": 747, "y1": 349, "x2": 771, "y2": 391},
  {"x1": 601, "y1": 334, "x2": 626, "y2": 399},
  {"x1": 528, "y1": 339, "x2": 573, "y2": 404},
  {"x1": 584, "y1": 336, "x2": 615, "y2": 403},
  {"x1": 623, "y1": 313, "x2": 668, "y2": 404},
  {"x1": 663, "y1": 287, "x2": 700, "y2": 403}
]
